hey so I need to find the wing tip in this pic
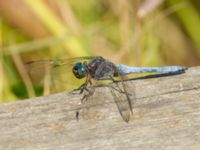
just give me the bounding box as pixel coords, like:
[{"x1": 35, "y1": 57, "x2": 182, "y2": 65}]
[{"x1": 120, "y1": 111, "x2": 131, "y2": 123}]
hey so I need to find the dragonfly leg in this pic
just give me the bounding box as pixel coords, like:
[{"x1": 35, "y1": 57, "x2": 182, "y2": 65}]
[
  {"x1": 81, "y1": 85, "x2": 95, "y2": 103},
  {"x1": 72, "y1": 75, "x2": 92, "y2": 94},
  {"x1": 75, "y1": 76, "x2": 94, "y2": 103},
  {"x1": 80, "y1": 75, "x2": 93, "y2": 94},
  {"x1": 72, "y1": 83, "x2": 86, "y2": 94}
]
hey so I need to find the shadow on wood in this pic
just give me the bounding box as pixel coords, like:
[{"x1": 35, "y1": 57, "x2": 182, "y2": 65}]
[{"x1": 0, "y1": 67, "x2": 200, "y2": 150}]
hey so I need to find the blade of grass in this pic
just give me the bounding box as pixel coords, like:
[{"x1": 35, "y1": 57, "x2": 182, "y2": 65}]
[
  {"x1": 0, "y1": 18, "x2": 3, "y2": 100},
  {"x1": 168, "y1": 0, "x2": 200, "y2": 55},
  {"x1": 10, "y1": 47, "x2": 36, "y2": 98},
  {"x1": 25, "y1": 0, "x2": 88, "y2": 56}
]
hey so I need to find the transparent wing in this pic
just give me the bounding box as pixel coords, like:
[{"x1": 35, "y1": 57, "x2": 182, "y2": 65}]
[
  {"x1": 25, "y1": 56, "x2": 97, "y2": 94},
  {"x1": 78, "y1": 86, "x2": 100, "y2": 120},
  {"x1": 25, "y1": 56, "x2": 97, "y2": 81},
  {"x1": 110, "y1": 86, "x2": 130, "y2": 122},
  {"x1": 93, "y1": 60, "x2": 134, "y2": 122},
  {"x1": 110, "y1": 74, "x2": 134, "y2": 122}
]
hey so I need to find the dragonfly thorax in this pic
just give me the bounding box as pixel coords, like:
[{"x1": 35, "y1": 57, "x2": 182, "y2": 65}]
[{"x1": 72, "y1": 62, "x2": 87, "y2": 79}]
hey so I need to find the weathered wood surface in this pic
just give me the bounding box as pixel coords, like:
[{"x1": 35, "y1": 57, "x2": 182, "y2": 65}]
[{"x1": 0, "y1": 67, "x2": 200, "y2": 150}]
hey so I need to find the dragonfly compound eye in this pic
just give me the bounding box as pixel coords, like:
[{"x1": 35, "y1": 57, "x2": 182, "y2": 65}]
[{"x1": 72, "y1": 62, "x2": 86, "y2": 79}]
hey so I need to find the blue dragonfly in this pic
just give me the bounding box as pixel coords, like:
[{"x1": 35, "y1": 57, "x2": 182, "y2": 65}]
[{"x1": 26, "y1": 56, "x2": 187, "y2": 122}]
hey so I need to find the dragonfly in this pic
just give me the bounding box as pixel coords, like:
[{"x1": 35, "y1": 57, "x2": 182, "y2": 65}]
[{"x1": 26, "y1": 56, "x2": 187, "y2": 122}]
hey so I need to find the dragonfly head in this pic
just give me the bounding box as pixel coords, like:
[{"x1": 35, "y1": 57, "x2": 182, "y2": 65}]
[{"x1": 72, "y1": 62, "x2": 87, "y2": 79}]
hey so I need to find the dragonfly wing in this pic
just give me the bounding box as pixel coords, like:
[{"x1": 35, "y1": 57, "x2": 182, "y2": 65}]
[
  {"x1": 116, "y1": 68, "x2": 135, "y2": 121},
  {"x1": 110, "y1": 64, "x2": 134, "y2": 122},
  {"x1": 77, "y1": 84, "x2": 107, "y2": 120},
  {"x1": 25, "y1": 60, "x2": 54, "y2": 83},
  {"x1": 118, "y1": 73, "x2": 134, "y2": 115},
  {"x1": 93, "y1": 60, "x2": 133, "y2": 122},
  {"x1": 110, "y1": 85, "x2": 131, "y2": 122},
  {"x1": 110, "y1": 71, "x2": 135, "y2": 122},
  {"x1": 25, "y1": 57, "x2": 95, "y2": 94}
]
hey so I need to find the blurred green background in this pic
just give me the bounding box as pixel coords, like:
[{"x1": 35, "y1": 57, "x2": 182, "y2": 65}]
[{"x1": 0, "y1": 0, "x2": 200, "y2": 102}]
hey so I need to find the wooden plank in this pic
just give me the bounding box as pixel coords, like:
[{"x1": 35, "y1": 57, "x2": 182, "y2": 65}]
[{"x1": 0, "y1": 67, "x2": 200, "y2": 150}]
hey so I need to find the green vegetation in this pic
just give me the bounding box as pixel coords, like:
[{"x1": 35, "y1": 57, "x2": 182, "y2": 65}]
[{"x1": 0, "y1": 0, "x2": 200, "y2": 102}]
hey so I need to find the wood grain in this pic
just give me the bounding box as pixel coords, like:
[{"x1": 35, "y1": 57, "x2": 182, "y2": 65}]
[{"x1": 0, "y1": 67, "x2": 200, "y2": 150}]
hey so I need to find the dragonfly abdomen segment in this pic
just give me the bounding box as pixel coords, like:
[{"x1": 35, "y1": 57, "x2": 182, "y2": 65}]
[{"x1": 116, "y1": 64, "x2": 187, "y2": 75}]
